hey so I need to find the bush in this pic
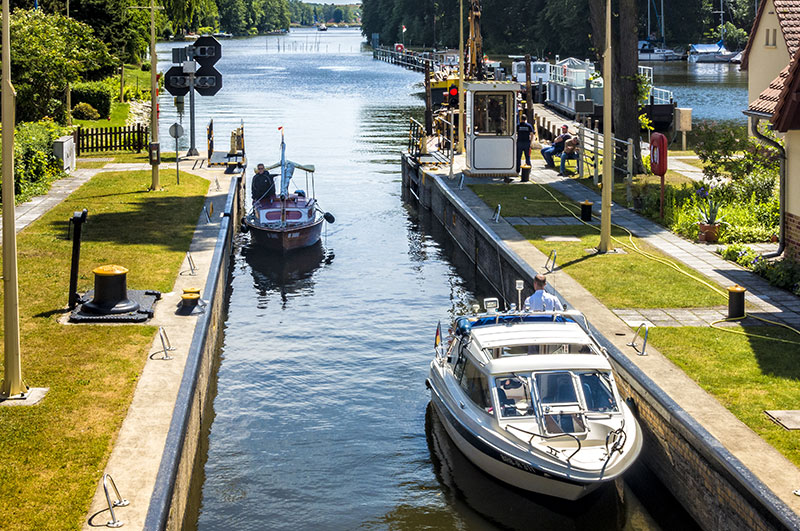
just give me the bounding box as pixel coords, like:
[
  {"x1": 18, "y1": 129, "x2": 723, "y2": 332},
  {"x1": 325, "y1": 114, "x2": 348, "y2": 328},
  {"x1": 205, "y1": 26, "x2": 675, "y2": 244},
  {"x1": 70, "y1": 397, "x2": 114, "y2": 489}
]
[
  {"x1": 720, "y1": 243, "x2": 760, "y2": 267},
  {"x1": 752, "y1": 255, "x2": 800, "y2": 294},
  {"x1": 0, "y1": 119, "x2": 70, "y2": 204},
  {"x1": 140, "y1": 62, "x2": 151, "y2": 72},
  {"x1": 71, "y1": 79, "x2": 115, "y2": 118},
  {"x1": 72, "y1": 101, "x2": 100, "y2": 120}
]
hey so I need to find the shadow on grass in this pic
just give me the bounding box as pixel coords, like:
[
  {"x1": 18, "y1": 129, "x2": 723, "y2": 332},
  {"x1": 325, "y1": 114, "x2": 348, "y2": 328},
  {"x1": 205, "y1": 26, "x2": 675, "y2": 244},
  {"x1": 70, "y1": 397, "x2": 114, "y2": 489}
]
[
  {"x1": 745, "y1": 325, "x2": 800, "y2": 380},
  {"x1": 47, "y1": 193, "x2": 208, "y2": 254}
]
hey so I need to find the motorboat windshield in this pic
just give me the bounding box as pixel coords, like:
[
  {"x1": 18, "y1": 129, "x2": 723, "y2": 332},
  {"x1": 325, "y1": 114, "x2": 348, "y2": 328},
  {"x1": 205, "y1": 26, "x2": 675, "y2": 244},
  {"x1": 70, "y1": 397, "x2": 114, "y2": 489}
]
[{"x1": 485, "y1": 343, "x2": 595, "y2": 358}]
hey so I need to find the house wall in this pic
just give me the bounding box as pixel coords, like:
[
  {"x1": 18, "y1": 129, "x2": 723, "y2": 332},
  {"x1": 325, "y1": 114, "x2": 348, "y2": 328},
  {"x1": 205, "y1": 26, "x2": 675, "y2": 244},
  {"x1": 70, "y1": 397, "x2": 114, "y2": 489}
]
[
  {"x1": 747, "y1": 0, "x2": 790, "y2": 106},
  {"x1": 785, "y1": 131, "x2": 800, "y2": 258}
]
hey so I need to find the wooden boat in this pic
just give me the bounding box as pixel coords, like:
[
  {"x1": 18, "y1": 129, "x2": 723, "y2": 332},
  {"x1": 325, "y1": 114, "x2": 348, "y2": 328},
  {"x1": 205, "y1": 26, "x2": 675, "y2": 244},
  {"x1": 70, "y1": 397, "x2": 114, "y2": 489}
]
[{"x1": 242, "y1": 130, "x2": 334, "y2": 252}]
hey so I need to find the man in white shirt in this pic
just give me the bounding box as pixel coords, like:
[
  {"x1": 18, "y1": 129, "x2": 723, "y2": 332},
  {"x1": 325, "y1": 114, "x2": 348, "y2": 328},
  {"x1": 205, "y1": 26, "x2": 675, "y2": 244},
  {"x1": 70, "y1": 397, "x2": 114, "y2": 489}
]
[{"x1": 524, "y1": 274, "x2": 565, "y2": 312}]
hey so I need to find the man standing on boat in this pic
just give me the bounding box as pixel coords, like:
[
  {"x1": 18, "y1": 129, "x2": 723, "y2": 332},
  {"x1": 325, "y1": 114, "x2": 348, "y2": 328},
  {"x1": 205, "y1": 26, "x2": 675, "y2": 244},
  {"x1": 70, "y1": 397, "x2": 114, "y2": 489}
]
[
  {"x1": 524, "y1": 274, "x2": 565, "y2": 312},
  {"x1": 251, "y1": 163, "x2": 277, "y2": 202}
]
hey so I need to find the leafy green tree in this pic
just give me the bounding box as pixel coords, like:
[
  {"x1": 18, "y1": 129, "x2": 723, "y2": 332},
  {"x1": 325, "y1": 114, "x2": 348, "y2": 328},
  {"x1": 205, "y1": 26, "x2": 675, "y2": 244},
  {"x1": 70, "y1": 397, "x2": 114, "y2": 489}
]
[
  {"x1": 3, "y1": 9, "x2": 115, "y2": 123},
  {"x1": 333, "y1": 7, "x2": 342, "y2": 22}
]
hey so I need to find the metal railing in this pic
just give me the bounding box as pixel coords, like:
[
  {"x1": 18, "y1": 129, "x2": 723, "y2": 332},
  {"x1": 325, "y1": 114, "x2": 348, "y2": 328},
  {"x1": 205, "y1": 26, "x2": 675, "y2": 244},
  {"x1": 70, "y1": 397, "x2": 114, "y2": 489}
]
[
  {"x1": 575, "y1": 124, "x2": 636, "y2": 203},
  {"x1": 102, "y1": 473, "x2": 129, "y2": 528},
  {"x1": 627, "y1": 322, "x2": 649, "y2": 356},
  {"x1": 408, "y1": 118, "x2": 424, "y2": 159},
  {"x1": 373, "y1": 46, "x2": 438, "y2": 72}
]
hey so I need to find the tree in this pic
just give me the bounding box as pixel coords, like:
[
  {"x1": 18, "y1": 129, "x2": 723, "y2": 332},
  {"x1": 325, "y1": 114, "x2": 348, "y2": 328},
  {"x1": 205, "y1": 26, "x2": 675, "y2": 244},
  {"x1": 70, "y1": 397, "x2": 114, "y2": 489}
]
[
  {"x1": 589, "y1": 0, "x2": 642, "y2": 173},
  {"x1": 4, "y1": 9, "x2": 115, "y2": 123}
]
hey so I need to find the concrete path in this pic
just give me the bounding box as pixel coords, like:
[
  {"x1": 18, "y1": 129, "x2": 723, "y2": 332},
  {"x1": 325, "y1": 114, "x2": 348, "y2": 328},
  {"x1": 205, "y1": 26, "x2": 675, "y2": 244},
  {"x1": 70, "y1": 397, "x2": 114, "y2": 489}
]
[{"x1": 441, "y1": 162, "x2": 800, "y2": 518}]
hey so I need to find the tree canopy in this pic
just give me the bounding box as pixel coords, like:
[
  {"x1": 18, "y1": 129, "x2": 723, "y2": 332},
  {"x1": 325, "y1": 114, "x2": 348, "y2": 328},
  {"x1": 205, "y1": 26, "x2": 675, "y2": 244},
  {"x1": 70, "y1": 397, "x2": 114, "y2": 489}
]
[{"x1": 3, "y1": 9, "x2": 116, "y2": 122}]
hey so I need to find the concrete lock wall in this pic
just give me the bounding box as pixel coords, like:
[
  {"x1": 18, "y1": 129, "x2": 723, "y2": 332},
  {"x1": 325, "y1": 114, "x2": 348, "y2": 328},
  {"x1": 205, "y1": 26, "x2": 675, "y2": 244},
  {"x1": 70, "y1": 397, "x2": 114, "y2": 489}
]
[
  {"x1": 143, "y1": 175, "x2": 245, "y2": 531},
  {"x1": 402, "y1": 153, "x2": 797, "y2": 531}
]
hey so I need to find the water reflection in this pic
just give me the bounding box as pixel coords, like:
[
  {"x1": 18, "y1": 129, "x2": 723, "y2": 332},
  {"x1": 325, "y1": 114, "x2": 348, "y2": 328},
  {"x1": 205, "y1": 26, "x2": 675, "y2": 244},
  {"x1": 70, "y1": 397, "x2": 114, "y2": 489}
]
[{"x1": 241, "y1": 240, "x2": 334, "y2": 305}]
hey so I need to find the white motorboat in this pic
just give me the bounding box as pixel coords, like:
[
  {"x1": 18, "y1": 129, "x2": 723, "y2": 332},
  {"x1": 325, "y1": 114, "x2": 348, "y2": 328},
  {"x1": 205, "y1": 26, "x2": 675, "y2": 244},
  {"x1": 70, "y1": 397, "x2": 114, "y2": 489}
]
[
  {"x1": 688, "y1": 42, "x2": 738, "y2": 63},
  {"x1": 638, "y1": 40, "x2": 682, "y2": 62},
  {"x1": 426, "y1": 298, "x2": 642, "y2": 500}
]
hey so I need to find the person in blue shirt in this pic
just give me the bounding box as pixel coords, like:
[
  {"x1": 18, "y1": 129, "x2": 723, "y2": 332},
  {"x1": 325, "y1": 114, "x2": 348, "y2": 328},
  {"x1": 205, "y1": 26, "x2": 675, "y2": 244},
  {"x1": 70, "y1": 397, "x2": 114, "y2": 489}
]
[{"x1": 541, "y1": 124, "x2": 571, "y2": 169}]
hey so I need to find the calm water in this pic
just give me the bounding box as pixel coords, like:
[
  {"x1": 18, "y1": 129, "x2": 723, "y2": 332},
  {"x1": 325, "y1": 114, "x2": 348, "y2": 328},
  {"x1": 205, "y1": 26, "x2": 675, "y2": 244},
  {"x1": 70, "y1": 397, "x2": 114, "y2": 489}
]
[
  {"x1": 647, "y1": 60, "x2": 748, "y2": 123},
  {"x1": 156, "y1": 29, "x2": 700, "y2": 529}
]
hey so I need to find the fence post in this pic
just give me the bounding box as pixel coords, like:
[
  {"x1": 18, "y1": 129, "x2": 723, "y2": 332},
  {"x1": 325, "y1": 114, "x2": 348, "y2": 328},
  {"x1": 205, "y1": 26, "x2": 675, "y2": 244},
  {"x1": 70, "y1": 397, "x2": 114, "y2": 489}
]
[
  {"x1": 578, "y1": 125, "x2": 585, "y2": 178},
  {"x1": 593, "y1": 128, "x2": 599, "y2": 185},
  {"x1": 626, "y1": 137, "x2": 634, "y2": 206},
  {"x1": 74, "y1": 127, "x2": 81, "y2": 157}
]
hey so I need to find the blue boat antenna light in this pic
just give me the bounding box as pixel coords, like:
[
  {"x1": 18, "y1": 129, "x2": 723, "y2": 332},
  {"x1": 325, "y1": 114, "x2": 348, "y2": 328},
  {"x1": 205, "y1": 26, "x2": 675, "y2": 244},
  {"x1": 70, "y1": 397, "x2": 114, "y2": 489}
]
[{"x1": 483, "y1": 298, "x2": 499, "y2": 313}]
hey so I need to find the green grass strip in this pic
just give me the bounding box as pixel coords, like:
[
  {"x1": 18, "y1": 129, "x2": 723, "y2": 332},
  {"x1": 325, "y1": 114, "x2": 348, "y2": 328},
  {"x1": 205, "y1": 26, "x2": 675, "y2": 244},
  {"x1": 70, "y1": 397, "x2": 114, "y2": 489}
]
[
  {"x1": 649, "y1": 326, "x2": 800, "y2": 467},
  {"x1": 517, "y1": 224, "x2": 725, "y2": 308},
  {"x1": 0, "y1": 169, "x2": 208, "y2": 530},
  {"x1": 469, "y1": 182, "x2": 578, "y2": 217}
]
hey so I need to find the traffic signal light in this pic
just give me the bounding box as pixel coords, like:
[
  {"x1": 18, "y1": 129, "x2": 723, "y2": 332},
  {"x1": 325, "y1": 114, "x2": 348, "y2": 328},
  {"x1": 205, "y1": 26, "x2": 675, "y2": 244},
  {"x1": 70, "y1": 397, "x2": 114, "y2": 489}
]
[{"x1": 448, "y1": 84, "x2": 458, "y2": 106}]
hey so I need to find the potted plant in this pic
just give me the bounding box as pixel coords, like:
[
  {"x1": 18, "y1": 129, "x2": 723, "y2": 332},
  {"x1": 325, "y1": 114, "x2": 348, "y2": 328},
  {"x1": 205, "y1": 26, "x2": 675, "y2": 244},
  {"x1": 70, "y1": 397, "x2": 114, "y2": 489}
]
[{"x1": 696, "y1": 186, "x2": 723, "y2": 243}]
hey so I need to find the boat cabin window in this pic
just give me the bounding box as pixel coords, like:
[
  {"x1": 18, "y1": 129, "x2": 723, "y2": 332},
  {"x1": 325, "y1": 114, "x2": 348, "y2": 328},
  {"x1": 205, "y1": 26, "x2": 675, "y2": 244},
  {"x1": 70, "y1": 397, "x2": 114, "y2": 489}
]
[
  {"x1": 578, "y1": 371, "x2": 619, "y2": 413},
  {"x1": 494, "y1": 376, "x2": 534, "y2": 418},
  {"x1": 535, "y1": 371, "x2": 578, "y2": 405},
  {"x1": 486, "y1": 343, "x2": 594, "y2": 358},
  {"x1": 473, "y1": 94, "x2": 510, "y2": 136},
  {"x1": 460, "y1": 360, "x2": 492, "y2": 411},
  {"x1": 453, "y1": 351, "x2": 468, "y2": 382}
]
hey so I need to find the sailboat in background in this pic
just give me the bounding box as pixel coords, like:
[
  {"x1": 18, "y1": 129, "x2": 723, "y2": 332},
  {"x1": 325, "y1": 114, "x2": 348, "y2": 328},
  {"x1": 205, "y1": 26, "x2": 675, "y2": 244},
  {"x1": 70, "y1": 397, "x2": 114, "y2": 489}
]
[
  {"x1": 688, "y1": 0, "x2": 739, "y2": 63},
  {"x1": 639, "y1": 0, "x2": 682, "y2": 61}
]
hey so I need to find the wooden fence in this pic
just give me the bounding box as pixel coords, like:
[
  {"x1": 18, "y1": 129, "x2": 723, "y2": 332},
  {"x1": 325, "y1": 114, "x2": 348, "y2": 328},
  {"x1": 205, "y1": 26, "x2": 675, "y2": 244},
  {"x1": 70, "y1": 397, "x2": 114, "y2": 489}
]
[{"x1": 73, "y1": 124, "x2": 148, "y2": 156}]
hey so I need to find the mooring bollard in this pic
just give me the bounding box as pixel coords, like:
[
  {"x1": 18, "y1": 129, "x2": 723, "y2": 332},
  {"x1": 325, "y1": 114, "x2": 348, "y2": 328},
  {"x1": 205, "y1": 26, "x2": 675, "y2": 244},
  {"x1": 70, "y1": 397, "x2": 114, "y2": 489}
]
[
  {"x1": 728, "y1": 284, "x2": 746, "y2": 319},
  {"x1": 580, "y1": 200, "x2": 593, "y2": 222}
]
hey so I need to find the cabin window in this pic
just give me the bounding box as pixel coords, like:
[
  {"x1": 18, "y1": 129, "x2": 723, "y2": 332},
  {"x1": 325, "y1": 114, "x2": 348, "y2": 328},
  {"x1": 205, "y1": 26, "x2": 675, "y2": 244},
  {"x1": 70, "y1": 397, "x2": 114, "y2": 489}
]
[
  {"x1": 486, "y1": 343, "x2": 594, "y2": 358},
  {"x1": 495, "y1": 375, "x2": 535, "y2": 418},
  {"x1": 460, "y1": 360, "x2": 491, "y2": 410},
  {"x1": 473, "y1": 93, "x2": 510, "y2": 136},
  {"x1": 534, "y1": 371, "x2": 578, "y2": 405},
  {"x1": 579, "y1": 372, "x2": 619, "y2": 413},
  {"x1": 453, "y1": 351, "x2": 467, "y2": 382}
]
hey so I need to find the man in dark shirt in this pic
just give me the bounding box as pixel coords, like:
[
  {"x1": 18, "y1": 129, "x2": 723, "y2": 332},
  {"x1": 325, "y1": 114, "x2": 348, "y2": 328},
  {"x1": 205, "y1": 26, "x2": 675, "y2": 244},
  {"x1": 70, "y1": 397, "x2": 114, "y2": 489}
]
[
  {"x1": 251, "y1": 163, "x2": 277, "y2": 203},
  {"x1": 541, "y1": 124, "x2": 571, "y2": 168},
  {"x1": 516, "y1": 114, "x2": 535, "y2": 175}
]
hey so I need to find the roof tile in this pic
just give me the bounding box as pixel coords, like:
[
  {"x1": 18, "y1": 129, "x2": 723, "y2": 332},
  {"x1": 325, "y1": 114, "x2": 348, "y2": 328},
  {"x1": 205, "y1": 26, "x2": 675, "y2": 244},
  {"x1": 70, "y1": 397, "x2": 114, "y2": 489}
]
[{"x1": 749, "y1": 64, "x2": 791, "y2": 116}]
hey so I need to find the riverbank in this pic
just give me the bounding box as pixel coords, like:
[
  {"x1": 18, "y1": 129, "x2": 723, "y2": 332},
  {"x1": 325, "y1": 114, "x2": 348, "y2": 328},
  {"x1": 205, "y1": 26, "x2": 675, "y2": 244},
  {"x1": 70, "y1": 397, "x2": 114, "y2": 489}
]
[
  {"x1": 402, "y1": 152, "x2": 800, "y2": 529},
  {"x1": 0, "y1": 154, "x2": 230, "y2": 530}
]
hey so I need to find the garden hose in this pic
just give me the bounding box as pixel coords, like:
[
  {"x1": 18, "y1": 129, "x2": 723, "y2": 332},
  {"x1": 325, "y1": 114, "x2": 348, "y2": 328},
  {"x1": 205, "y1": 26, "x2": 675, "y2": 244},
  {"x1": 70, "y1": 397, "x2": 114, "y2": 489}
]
[{"x1": 522, "y1": 183, "x2": 800, "y2": 344}]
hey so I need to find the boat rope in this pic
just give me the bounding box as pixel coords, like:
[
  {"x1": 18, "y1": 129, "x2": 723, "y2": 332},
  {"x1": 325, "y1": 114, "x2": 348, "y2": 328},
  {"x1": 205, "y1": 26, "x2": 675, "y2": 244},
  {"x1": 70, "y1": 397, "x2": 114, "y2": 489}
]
[
  {"x1": 504, "y1": 424, "x2": 582, "y2": 462},
  {"x1": 599, "y1": 421, "x2": 627, "y2": 480},
  {"x1": 523, "y1": 184, "x2": 800, "y2": 345}
]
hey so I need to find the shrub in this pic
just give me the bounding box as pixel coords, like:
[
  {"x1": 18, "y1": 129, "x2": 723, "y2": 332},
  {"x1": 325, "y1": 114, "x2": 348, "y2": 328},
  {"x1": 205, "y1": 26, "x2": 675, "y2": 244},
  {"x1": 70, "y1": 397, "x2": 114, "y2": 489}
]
[
  {"x1": 0, "y1": 119, "x2": 70, "y2": 204},
  {"x1": 719, "y1": 243, "x2": 760, "y2": 267},
  {"x1": 141, "y1": 62, "x2": 151, "y2": 72},
  {"x1": 72, "y1": 101, "x2": 100, "y2": 120},
  {"x1": 752, "y1": 255, "x2": 800, "y2": 293},
  {"x1": 71, "y1": 79, "x2": 115, "y2": 118},
  {"x1": 732, "y1": 168, "x2": 777, "y2": 204}
]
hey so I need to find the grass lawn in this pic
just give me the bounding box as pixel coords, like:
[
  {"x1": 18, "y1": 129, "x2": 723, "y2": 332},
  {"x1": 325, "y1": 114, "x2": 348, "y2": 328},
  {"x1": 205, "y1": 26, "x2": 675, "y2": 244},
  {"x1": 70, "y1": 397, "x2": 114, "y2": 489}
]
[
  {"x1": 75, "y1": 151, "x2": 178, "y2": 164},
  {"x1": 574, "y1": 170, "x2": 694, "y2": 207},
  {"x1": 73, "y1": 102, "x2": 130, "y2": 129},
  {"x1": 123, "y1": 64, "x2": 152, "y2": 92},
  {"x1": 516, "y1": 224, "x2": 726, "y2": 308},
  {"x1": 649, "y1": 326, "x2": 800, "y2": 466},
  {"x1": 469, "y1": 182, "x2": 577, "y2": 217},
  {"x1": 0, "y1": 169, "x2": 208, "y2": 530}
]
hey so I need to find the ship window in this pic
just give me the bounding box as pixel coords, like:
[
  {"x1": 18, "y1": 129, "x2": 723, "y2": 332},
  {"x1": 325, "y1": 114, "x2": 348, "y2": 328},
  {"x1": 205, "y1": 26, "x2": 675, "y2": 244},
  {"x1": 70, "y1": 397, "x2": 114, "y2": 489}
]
[
  {"x1": 535, "y1": 371, "x2": 578, "y2": 405},
  {"x1": 460, "y1": 360, "x2": 491, "y2": 410},
  {"x1": 487, "y1": 343, "x2": 594, "y2": 358},
  {"x1": 578, "y1": 372, "x2": 619, "y2": 413},
  {"x1": 495, "y1": 375, "x2": 535, "y2": 418},
  {"x1": 473, "y1": 93, "x2": 510, "y2": 136},
  {"x1": 453, "y1": 351, "x2": 467, "y2": 382}
]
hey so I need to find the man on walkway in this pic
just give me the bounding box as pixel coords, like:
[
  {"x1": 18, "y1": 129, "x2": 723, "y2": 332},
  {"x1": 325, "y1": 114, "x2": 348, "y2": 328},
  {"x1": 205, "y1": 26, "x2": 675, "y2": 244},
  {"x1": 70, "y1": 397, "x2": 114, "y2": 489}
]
[
  {"x1": 541, "y1": 124, "x2": 571, "y2": 168},
  {"x1": 515, "y1": 114, "x2": 535, "y2": 177},
  {"x1": 524, "y1": 274, "x2": 565, "y2": 312}
]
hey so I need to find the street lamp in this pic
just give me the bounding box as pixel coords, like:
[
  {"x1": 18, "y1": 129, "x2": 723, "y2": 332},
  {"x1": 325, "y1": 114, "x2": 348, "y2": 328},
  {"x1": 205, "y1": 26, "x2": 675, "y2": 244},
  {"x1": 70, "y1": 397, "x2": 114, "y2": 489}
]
[
  {"x1": 457, "y1": 0, "x2": 465, "y2": 154},
  {"x1": 1, "y1": 0, "x2": 27, "y2": 399},
  {"x1": 599, "y1": 0, "x2": 612, "y2": 253}
]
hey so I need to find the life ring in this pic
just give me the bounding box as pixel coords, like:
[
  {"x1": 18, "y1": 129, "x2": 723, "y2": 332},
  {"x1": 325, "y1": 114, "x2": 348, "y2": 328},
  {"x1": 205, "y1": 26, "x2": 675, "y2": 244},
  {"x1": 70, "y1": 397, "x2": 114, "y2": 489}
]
[{"x1": 395, "y1": 43, "x2": 405, "y2": 53}]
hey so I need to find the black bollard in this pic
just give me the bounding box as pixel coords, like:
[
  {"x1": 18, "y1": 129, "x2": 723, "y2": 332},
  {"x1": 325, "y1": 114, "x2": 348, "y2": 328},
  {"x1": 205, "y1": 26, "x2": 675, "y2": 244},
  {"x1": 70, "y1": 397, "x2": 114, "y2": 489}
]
[
  {"x1": 82, "y1": 265, "x2": 140, "y2": 314},
  {"x1": 68, "y1": 209, "x2": 88, "y2": 309},
  {"x1": 728, "y1": 285, "x2": 746, "y2": 319},
  {"x1": 580, "y1": 201, "x2": 593, "y2": 222}
]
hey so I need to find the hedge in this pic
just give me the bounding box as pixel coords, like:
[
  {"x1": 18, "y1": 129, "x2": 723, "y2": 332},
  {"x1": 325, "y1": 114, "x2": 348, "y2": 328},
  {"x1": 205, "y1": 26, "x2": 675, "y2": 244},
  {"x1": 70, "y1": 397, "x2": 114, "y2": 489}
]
[
  {"x1": 71, "y1": 78, "x2": 116, "y2": 119},
  {"x1": 0, "y1": 119, "x2": 70, "y2": 204}
]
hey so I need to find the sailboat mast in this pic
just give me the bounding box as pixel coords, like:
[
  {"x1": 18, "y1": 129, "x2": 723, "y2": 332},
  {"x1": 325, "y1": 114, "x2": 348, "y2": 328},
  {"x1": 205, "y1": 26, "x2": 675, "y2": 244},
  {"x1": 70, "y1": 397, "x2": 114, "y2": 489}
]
[{"x1": 660, "y1": 0, "x2": 665, "y2": 45}]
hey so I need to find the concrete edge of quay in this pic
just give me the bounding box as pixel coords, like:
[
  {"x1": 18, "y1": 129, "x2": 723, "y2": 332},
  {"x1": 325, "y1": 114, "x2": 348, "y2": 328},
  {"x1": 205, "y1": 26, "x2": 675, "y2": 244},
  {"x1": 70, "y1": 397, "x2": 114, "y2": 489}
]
[
  {"x1": 402, "y1": 152, "x2": 800, "y2": 531},
  {"x1": 80, "y1": 165, "x2": 245, "y2": 531}
]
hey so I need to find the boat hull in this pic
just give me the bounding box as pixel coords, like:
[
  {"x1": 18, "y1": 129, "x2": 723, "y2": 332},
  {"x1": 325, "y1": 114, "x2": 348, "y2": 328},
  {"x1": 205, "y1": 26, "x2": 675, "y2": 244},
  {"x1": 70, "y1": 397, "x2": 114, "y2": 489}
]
[
  {"x1": 428, "y1": 382, "x2": 597, "y2": 500},
  {"x1": 245, "y1": 217, "x2": 324, "y2": 251}
]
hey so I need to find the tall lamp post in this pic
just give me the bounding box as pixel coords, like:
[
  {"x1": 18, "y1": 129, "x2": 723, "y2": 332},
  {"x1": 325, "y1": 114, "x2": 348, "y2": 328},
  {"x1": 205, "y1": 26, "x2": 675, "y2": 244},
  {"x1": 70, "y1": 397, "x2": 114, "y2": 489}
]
[
  {"x1": 1, "y1": 0, "x2": 27, "y2": 399},
  {"x1": 66, "y1": 0, "x2": 71, "y2": 126},
  {"x1": 457, "y1": 0, "x2": 465, "y2": 154},
  {"x1": 599, "y1": 0, "x2": 612, "y2": 253}
]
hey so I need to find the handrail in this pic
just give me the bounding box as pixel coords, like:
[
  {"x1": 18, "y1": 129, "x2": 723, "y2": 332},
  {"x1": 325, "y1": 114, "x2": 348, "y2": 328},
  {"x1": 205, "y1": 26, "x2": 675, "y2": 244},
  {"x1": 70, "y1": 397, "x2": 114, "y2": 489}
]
[
  {"x1": 545, "y1": 249, "x2": 557, "y2": 272},
  {"x1": 102, "y1": 473, "x2": 129, "y2": 528},
  {"x1": 626, "y1": 322, "x2": 649, "y2": 356},
  {"x1": 152, "y1": 326, "x2": 176, "y2": 361},
  {"x1": 505, "y1": 423, "x2": 582, "y2": 462},
  {"x1": 492, "y1": 204, "x2": 501, "y2": 223}
]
